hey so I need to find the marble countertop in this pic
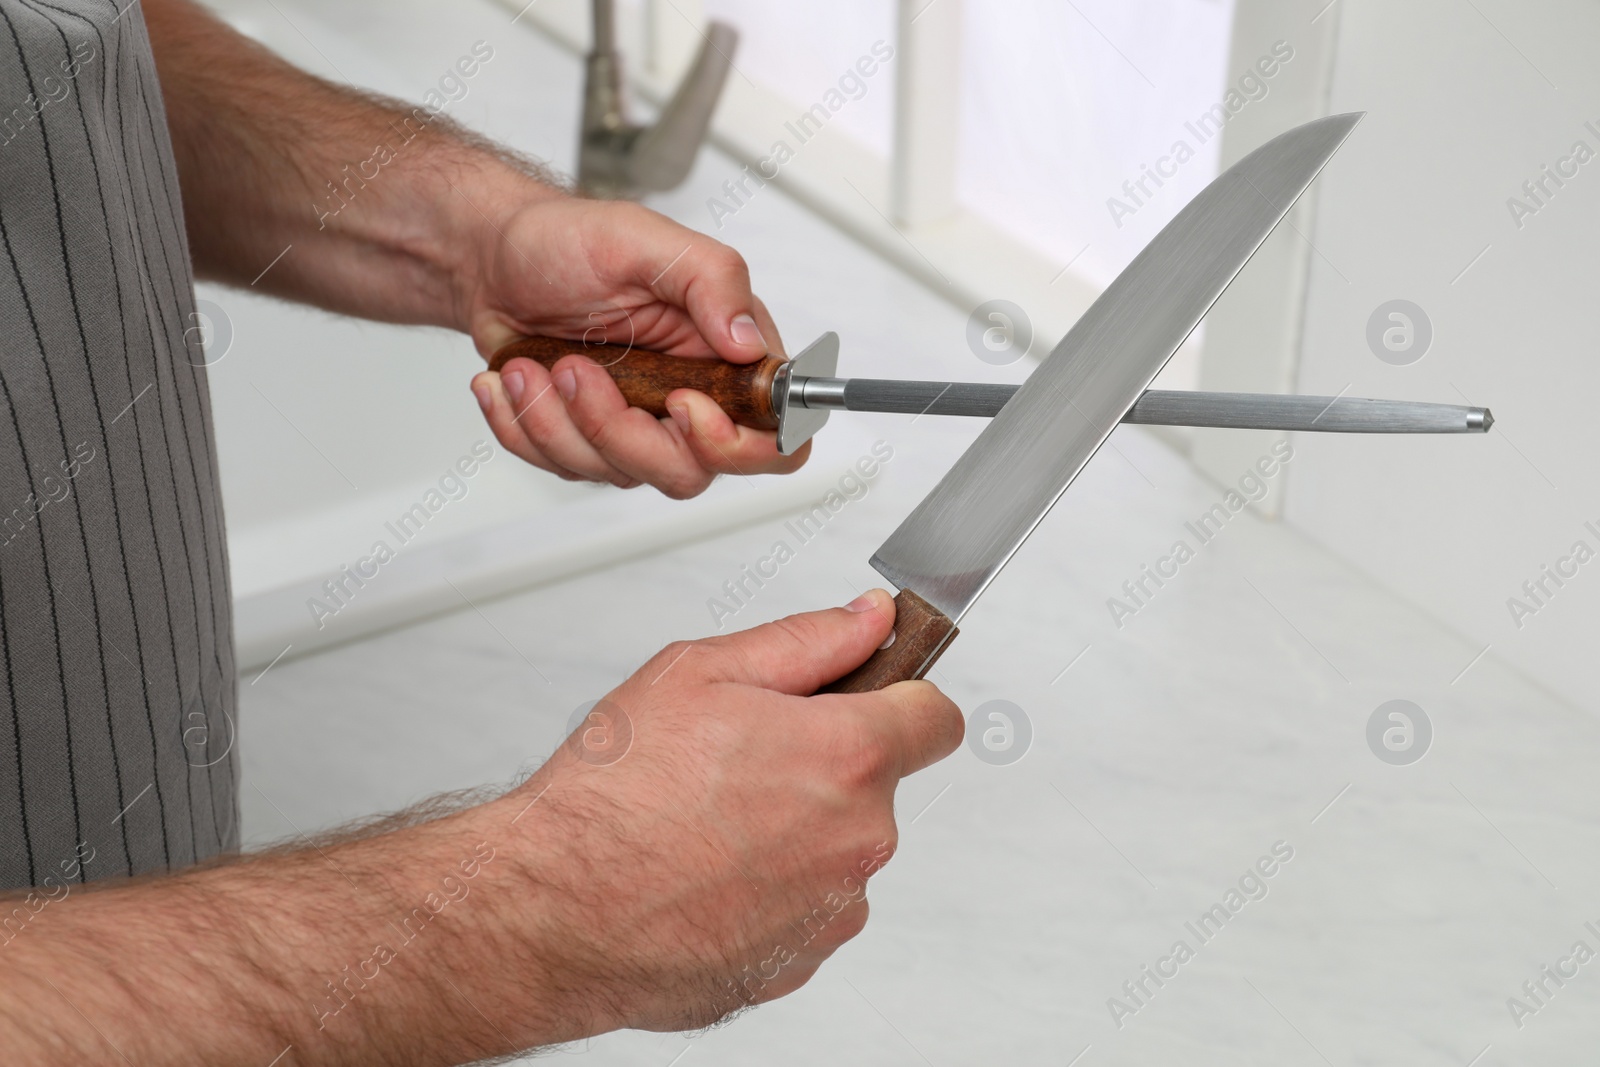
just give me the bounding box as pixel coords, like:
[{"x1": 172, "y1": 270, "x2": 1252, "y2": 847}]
[{"x1": 224, "y1": 0, "x2": 1600, "y2": 1063}]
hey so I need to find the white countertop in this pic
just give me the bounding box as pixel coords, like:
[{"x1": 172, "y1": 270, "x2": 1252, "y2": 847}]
[{"x1": 222, "y1": 1, "x2": 1600, "y2": 1063}]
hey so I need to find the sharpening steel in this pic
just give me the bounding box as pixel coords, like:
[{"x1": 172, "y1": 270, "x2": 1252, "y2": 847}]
[{"x1": 488, "y1": 332, "x2": 1492, "y2": 455}]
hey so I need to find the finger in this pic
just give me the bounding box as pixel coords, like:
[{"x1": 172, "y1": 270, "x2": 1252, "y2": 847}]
[
  {"x1": 631, "y1": 221, "x2": 769, "y2": 365},
  {"x1": 478, "y1": 366, "x2": 608, "y2": 482},
  {"x1": 685, "y1": 589, "x2": 897, "y2": 694},
  {"x1": 862, "y1": 679, "x2": 965, "y2": 779},
  {"x1": 665, "y1": 389, "x2": 811, "y2": 477},
  {"x1": 557, "y1": 355, "x2": 716, "y2": 499},
  {"x1": 470, "y1": 370, "x2": 588, "y2": 482},
  {"x1": 749, "y1": 296, "x2": 785, "y2": 358},
  {"x1": 497, "y1": 356, "x2": 637, "y2": 487}
]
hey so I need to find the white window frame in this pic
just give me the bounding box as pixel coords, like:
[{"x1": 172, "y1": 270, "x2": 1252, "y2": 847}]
[
  {"x1": 1187, "y1": 0, "x2": 1340, "y2": 509},
  {"x1": 498, "y1": 0, "x2": 1101, "y2": 351},
  {"x1": 500, "y1": 0, "x2": 1338, "y2": 471}
]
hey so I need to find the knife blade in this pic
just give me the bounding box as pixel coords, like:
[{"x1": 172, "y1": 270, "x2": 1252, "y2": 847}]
[{"x1": 820, "y1": 112, "x2": 1364, "y2": 693}]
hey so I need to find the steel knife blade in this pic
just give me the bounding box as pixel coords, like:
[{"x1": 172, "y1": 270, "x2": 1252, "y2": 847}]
[{"x1": 822, "y1": 112, "x2": 1364, "y2": 693}]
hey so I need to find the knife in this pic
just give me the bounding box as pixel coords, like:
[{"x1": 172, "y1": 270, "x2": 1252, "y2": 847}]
[
  {"x1": 814, "y1": 112, "x2": 1366, "y2": 691},
  {"x1": 494, "y1": 113, "x2": 1367, "y2": 688}
]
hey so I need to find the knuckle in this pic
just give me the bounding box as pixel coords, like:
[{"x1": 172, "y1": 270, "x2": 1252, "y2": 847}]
[
  {"x1": 515, "y1": 400, "x2": 564, "y2": 444},
  {"x1": 855, "y1": 820, "x2": 898, "y2": 876},
  {"x1": 831, "y1": 714, "x2": 894, "y2": 788},
  {"x1": 708, "y1": 450, "x2": 750, "y2": 477},
  {"x1": 766, "y1": 615, "x2": 815, "y2": 658},
  {"x1": 932, "y1": 693, "x2": 966, "y2": 753},
  {"x1": 942, "y1": 700, "x2": 966, "y2": 751},
  {"x1": 646, "y1": 639, "x2": 704, "y2": 684},
  {"x1": 660, "y1": 468, "x2": 711, "y2": 500},
  {"x1": 717, "y1": 640, "x2": 765, "y2": 686},
  {"x1": 490, "y1": 422, "x2": 523, "y2": 453},
  {"x1": 711, "y1": 244, "x2": 750, "y2": 282},
  {"x1": 830, "y1": 897, "x2": 870, "y2": 941},
  {"x1": 616, "y1": 200, "x2": 656, "y2": 230},
  {"x1": 685, "y1": 440, "x2": 729, "y2": 477},
  {"x1": 657, "y1": 639, "x2": 695, "y2": 665},
  {"x1": 896, "y1": 681, "x2": 963, "y2": 756},
  {"x1": 584, "y1": 413, "x2": 621, "y2": 453},
  {"x1": 882, "y1": 837, "x2": 900, "y2": 877},
  {"x1": 874, "y1": 831, "x2": 899, "y2": 871}
]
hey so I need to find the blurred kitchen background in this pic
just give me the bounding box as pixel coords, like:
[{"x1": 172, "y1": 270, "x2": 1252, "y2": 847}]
[{"x1": 201, "y1": 0, "x2": 1600, "y2": 1063}]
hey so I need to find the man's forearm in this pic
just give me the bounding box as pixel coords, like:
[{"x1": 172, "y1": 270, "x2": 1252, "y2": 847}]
[
  {"x1": 144, "y1": 0, "x2": 558, "y2": 332},
  {"x1": 0, "y1": 794, "x2": 569, "y2": 1066}
]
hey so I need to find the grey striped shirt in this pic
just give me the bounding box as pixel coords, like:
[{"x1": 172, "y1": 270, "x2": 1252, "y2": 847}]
[{"x1": 0, "y1": 0, "x2": 237, "y2": 892}]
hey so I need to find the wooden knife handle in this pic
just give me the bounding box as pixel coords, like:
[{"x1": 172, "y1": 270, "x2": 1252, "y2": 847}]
[
  {"x1": 489, "y1": 337, "x2": 785, "y2": 431},
  {"x1": 820, "y1": 589, "x2": 959, "y2": 694}
]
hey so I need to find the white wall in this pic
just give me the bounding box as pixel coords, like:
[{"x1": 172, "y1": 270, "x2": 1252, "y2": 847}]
[{"x1": 1284, "y1": 0, "x2": 1600, "y2": 712}]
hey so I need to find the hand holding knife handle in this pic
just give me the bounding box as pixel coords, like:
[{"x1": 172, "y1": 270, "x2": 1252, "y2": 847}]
[{"x1": 819, "y1": 590, "x2": 958, "y2": 693}]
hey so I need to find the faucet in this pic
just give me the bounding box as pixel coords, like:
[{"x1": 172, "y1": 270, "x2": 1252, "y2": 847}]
[{"x1": 578, "y1": 0, "x2": 739, "y2": 199}]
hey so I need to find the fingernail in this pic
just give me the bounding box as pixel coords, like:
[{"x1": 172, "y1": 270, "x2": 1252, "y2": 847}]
[
  {"x1": 730, "y1": 313, "x2": 765, "y2": 349},
  {"x1": 846, "y1": 592, "x2": 876, "y2": 612},
  {"x1": 503, "y1": 370, "x2": 525, "y2": 405},
  {"x1": 668, "y1": 405, "x2": 690, "y2": 435},
  {"x1": 472, "y1": 384, "x2": 492, "y2": 413},
  {"x1": 877, "y1": 630, "x2": 897, "y2": 650},
  {"x1": 554, "y1": 368, "x2": 577, "y2": 402}
]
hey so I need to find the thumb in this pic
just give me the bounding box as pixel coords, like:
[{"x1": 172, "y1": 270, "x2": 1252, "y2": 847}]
[
  {"x1": 629, "y1": 220, "x2": 771, "y2": 364},
  {"x1": 692, "y1": 589, "x2": 897, "y2": 695}
]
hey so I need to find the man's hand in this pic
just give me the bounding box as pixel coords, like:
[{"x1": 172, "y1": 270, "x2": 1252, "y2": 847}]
[
  {"x1": 464, "y1": 199, "x2": 809, "y2": 498},
  {"x1": 507, "y1": 587, "x2": 963, "y2": 1032},
  {"x1": 145, "y1": 0, "x2": 805, "y2": 501},
  {"x1": 0, "y1": 591, "x2": 963, "y2": 1065}
]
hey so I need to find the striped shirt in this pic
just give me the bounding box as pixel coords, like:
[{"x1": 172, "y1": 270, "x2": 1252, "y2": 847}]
[{"x1": 0, "y1": 0, "x2": 237, "y2": 891}]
